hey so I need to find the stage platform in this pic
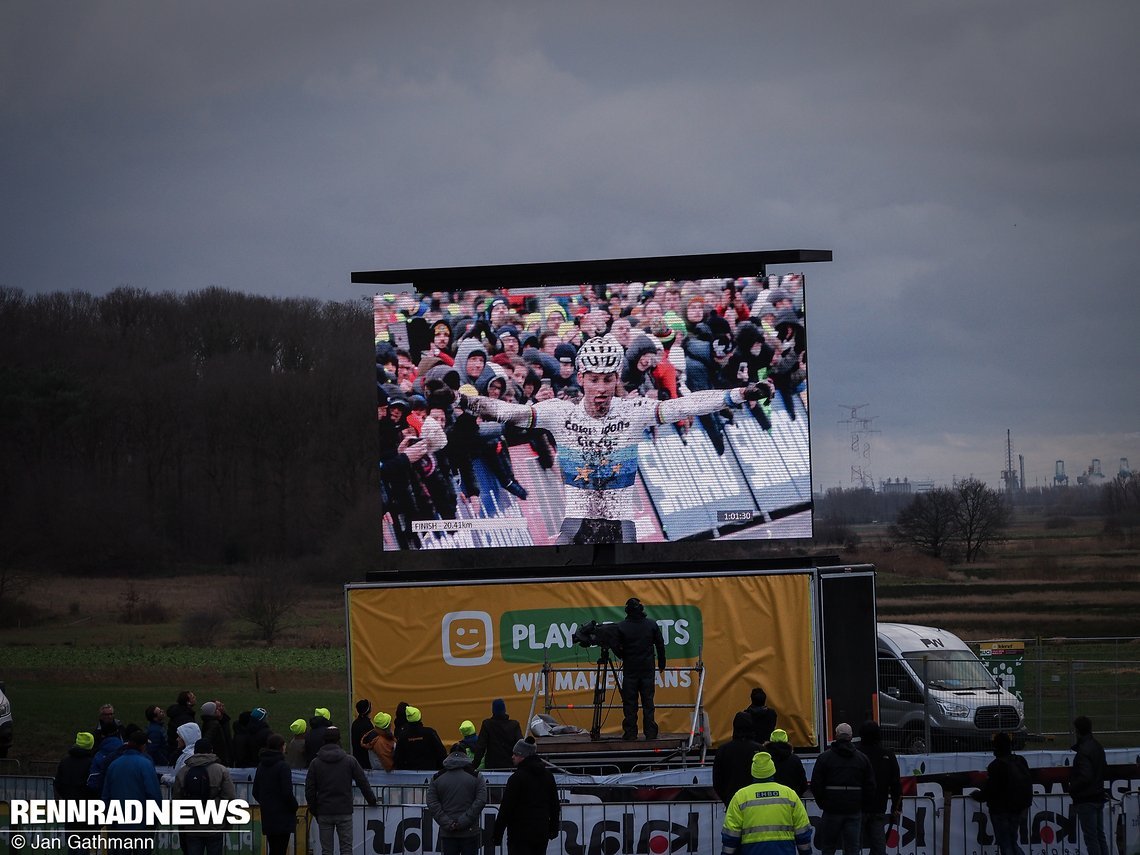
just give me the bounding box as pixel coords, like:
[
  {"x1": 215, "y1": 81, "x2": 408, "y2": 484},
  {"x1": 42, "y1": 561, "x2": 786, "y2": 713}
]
[{"x1": 532, "y1": 731, "x2": 703, "y2": 770}]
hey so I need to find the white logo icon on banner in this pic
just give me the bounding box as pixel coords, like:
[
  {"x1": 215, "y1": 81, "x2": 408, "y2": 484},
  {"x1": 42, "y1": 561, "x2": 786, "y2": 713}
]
[{"x1": 442, "y1": 611, "x2": 494, "y2": 666}]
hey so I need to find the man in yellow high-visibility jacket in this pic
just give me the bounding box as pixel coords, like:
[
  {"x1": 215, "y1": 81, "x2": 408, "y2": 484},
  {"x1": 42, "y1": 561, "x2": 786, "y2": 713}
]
[{"x1": 721, "y1": 751, "x2": 813, "y2": 855}]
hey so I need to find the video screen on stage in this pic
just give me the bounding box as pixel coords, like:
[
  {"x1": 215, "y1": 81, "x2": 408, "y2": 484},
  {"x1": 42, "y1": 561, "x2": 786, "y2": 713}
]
[{"x1": 374, "y1": 272, "x2": 812, "y2": 551}]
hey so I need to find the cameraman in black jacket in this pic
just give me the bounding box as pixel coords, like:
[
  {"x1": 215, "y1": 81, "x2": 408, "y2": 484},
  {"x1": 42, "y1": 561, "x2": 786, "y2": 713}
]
[{"x1": 615, "y1": 598, "x2": 666, "y2": 740}]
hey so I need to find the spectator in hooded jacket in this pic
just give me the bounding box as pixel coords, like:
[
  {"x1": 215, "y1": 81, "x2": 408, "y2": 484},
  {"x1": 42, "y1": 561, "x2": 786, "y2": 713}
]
[
  {"x1": 305, "y1": 727, "x2": 378, "y2": 855},
  {"x1": 722, "y1": 322, "x2": 775, "y2": 431},
  {"x1": 810, "y1": 723, "x2": 875, "y2": 855},
  {"x1": 455, "y1": 339, "x2": 496, "y2": 389},
  {"x1": 252, "y1": 734, "x2": 299, "y2": 855},
  {"x1": 429, "y1": 319, "x2": 456, "y2": 365},
  {"x1": 769, "y1": 310, "x2": 806, "y2": 420},
  {"x1": 681, "y1": 317, "x2": 732, "y2": 456},
  {"x1": 167, "y1": 722, "x2": 202, "y2": 784},
  {"x1": 766, "y1": 728, "x2": 808, "y2": 797},
  {"x1": 473, "y1": 698, "x2": 524, "y2": 770},
  {"x1": 621, "y1": 334, "x2": 667, "y2": 400},
  {"x1": 713, "y1": 712, "x2": 763, "y2": 806},
  {"x1": 427, "y1": 743, "x2": 488, "y2": 855},
  {"x1": 394, "y1": 705, "x2": 447, "y2": 771},
  {"x1": 547, "y1": 344, "x2": 578, "y2": 396},
  {"x1": 856, "y1": 722, "x2": 901, "y2": 855},
  {"x1": 1069, "y1": 716, "x2": 1109, "y2": 855}
]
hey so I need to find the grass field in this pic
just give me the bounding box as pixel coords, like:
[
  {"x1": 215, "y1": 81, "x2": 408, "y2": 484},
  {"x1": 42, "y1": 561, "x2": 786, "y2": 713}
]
[
  {"x1": 2, "y1": 508, "x2": 1137, "y2": 766},
  {"x1": 1, "y1": 573, "x2": 351, "y2": 768}
]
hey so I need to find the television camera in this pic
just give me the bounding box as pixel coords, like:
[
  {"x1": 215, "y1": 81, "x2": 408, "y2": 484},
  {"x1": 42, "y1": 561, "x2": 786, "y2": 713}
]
[
  {"x1": 572, "y1": 620, "x2": 624, "y2": 740},
  {"x1": 572, "y1": 619, "x2": 622, "y2": 651}
]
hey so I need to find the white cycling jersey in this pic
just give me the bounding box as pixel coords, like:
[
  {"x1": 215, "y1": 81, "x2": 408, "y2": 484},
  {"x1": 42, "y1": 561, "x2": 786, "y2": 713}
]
[{"x1": 469, "y1": 389, "x2": 745, "y2": 522}]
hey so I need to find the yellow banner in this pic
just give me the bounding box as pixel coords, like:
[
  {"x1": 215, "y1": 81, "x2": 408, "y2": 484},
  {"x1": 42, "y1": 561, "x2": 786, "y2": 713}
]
[{"x1": 348, "y1": 571, "x2": 816, "y2": 748}]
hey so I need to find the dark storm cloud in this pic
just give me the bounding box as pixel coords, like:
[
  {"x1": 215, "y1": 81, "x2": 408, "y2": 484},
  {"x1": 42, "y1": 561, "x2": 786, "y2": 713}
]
[{"x1": 2, "y1": 0, "x2": 1137, "y2": 487}]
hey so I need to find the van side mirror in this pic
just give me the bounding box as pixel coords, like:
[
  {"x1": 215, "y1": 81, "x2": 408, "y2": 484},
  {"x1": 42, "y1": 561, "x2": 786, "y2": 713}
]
[{"x1": 886, "y1": 686, "x2": 900, "y2": 699}]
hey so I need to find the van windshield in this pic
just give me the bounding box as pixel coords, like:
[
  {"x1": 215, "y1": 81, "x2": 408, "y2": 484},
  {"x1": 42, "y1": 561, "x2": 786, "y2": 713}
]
[{"x1": 902, "y1": 651, "x2": 999, "y2": 690}]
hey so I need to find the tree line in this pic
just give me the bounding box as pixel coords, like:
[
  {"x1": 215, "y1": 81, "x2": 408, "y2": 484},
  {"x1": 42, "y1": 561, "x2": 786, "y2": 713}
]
[
  {"x1": 4, "y1": 284, "x2": 1133, "y2": 579},
  {"x1": 816, "y1": 473, "x2": 1140, "y2": 560},
  {"x1": 0, "y1": 286, "x2": 376, "y2": 578}
]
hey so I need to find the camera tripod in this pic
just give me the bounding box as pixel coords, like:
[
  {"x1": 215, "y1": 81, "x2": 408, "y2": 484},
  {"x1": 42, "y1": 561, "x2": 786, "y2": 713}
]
[{"x1": 589, "y1": 645, "x2": 623, "y2": 740}]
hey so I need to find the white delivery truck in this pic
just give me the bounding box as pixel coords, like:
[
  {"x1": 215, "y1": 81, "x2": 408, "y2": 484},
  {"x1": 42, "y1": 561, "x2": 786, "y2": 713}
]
[{"x1": 876, "y1": 622, "x2": 1027, "y2": 753}]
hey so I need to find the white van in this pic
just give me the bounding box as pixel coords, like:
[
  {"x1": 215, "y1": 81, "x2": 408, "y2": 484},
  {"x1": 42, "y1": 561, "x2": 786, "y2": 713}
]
[{"x1": 876, "y1": 623, "x2": 1026, "y2": 753}]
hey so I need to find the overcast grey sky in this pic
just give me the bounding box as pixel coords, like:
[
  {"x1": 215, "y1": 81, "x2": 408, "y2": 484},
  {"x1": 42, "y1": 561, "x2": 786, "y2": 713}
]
[{"x1": 3, "y1": 0, "x2": 1137, "y2": 491}]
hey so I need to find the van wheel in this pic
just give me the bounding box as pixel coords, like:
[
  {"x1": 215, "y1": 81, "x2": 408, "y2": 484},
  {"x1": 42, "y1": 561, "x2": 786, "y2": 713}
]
[{"x1": 903, "y1": 729, "x2": 928, "y2": 754}]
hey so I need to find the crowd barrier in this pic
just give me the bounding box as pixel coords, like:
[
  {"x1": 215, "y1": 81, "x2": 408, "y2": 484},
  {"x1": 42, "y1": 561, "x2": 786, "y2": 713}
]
[{"x1": 2, "y1": 749, "x2": 1138, "y2": 855}]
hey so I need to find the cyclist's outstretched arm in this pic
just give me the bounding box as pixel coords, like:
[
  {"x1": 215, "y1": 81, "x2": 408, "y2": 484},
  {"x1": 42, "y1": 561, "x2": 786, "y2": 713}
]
[
  {"x1": 656, "y1": 383, "x2": 769, "y2": 424},
  {"x1": 459, "y1": 394, "x2": 537, "y2": 427}
]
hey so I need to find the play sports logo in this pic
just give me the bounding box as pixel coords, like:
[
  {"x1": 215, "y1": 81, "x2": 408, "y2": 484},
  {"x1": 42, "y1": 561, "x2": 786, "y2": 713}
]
[{"x1": 441, "y1": 606, "x2": 702, "y2": 667}]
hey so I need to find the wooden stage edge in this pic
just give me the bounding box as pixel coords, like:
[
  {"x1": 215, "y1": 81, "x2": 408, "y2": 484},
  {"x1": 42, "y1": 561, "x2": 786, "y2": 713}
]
[{"x1": 535, "y1": 732, "x2": 696, "y2": 757}]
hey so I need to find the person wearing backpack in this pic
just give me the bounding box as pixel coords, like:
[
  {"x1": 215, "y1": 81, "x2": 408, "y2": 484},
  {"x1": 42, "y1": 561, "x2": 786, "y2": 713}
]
[
  {"x1": 970, "y1": 732, "x2": 1032, "y2": 855},
  {"x1": 174, "y1": 737, "x2": 236, "y2": 855}
]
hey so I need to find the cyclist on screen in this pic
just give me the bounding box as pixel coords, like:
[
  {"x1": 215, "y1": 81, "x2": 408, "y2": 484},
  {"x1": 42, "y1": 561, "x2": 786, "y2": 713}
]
[{"x1": 458, "y1": 334, "x2": 770, "y2": 544}]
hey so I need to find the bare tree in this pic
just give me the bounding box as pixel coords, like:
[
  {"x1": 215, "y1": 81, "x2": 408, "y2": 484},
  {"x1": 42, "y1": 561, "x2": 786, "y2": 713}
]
[
  {"x1": 1102, "y1": 472, "x2": 1140, "y2": 544},
  {"x1": 891, "y1": 488, "x2": 960, "y2": 557},
  {"x1": 953, "y1": 478, "x2": 1011, "y2": 562},
  {"x1": 227, "y1": 564, "x2": 299, "y2": 645}
]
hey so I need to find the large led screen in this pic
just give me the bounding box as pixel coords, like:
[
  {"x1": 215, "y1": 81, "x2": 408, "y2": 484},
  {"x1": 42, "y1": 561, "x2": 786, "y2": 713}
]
[{"x1": 374, "y1": 274, "x2": 811, "y2": 551}]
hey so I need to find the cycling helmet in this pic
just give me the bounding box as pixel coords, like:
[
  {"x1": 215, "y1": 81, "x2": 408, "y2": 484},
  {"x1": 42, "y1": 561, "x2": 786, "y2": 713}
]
[{"x1": 575, "y1": 334, "x2": 624, "y2": 374}]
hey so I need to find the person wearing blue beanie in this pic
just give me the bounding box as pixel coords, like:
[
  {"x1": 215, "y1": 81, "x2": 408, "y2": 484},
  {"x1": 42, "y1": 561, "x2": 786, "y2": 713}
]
[{"x1": 474, "y1": 698, "x2": 523, "y2": 770}]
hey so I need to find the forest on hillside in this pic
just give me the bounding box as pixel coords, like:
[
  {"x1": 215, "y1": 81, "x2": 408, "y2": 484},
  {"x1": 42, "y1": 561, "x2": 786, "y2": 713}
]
[{"x1": 0, "y1": 287, "x2": 376, "y2": 577}]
